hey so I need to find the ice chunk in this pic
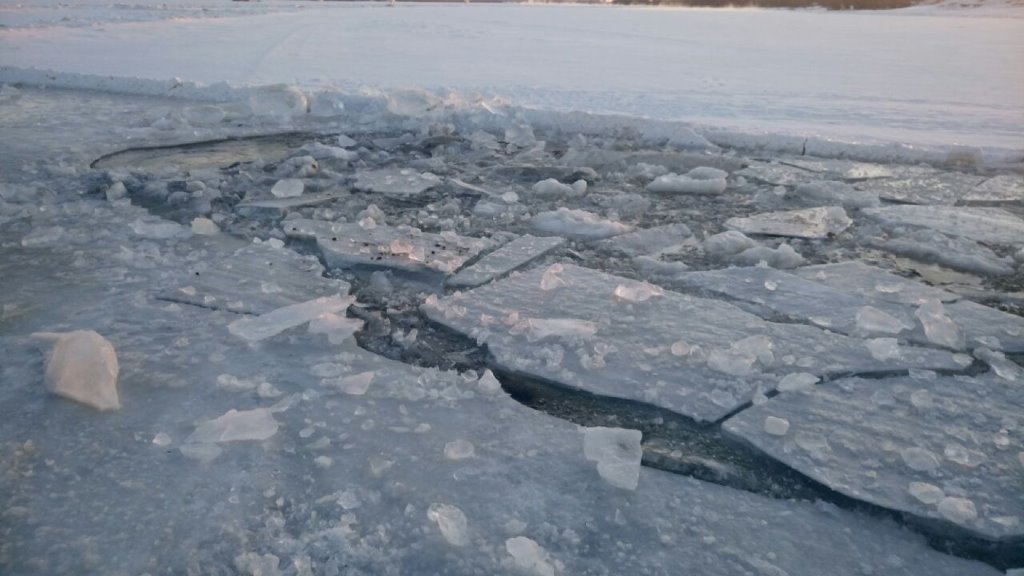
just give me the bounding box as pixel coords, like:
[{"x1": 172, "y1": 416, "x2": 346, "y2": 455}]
[
  {"x1": 248, "y1": 84, "x2": 308, "y2": 117},
  {"x1": 704, "y1": 230, "x2": 757, "y2": 259},
  {"x1": 865, "y1": 338, "x2": 901, "y2": 361},
  {"x1": 444, "y1": 439, "x2": 475, "y2": 460},
  {"x1": 725, "y1": 207, "x2": 851, "y2": 239},
  {"x1": 612, "y1": 281, "x2": 664, "y2": 303},
  {"x1": 530, "y1": 208, "x2": 631, "y2": 241},
  {"x1": 908, "y1": 482, "x2": 944, "y2": 504},
  {"x1": 152, "y1": 432, "x2": 172, "y2": 447},
  {"x1": 871, "y1": 168, "x2": 985, "y2": 205},
  {"x1": 271, "y1": 178, "x2": 304, "y2": 198},
  {"x1": 763, "y1": 416, "x2": 790, "y2": 436},
  {"x1": 915, "y1": 299, "x2": 965, "y2": 350},
  {"x1": 31, "y1": 330, "x2": 120, "y2": 411},
  {"x1": 792, "y1": 181, "x2": 880, "y2": 209},
  {"x1": 354, "y1": 168, "x2": 441, "y2": 196},
  {"x1": 427, "y1": 503, "x2": 470, "y2": 547},
  {"x1": 973, "y1": 347, "x2": 1021, "y2": 381},
  {"x1": 856, "y1": 306, "x2": 912, "y2": 335},
  {"x1": 776, "y1": 372, "x2": 818, "y2": 393},
  {"x1": 187, "y1": 408, "x2": 279, "y2": 443},
  {"x1": 506, "y1": 537, "x2": 556, "y2": 576},
  {"x1": 286, "y1": 219, "x2": 491, "y2": 276},
  {"x1": 190, "y1": 217, "x2": 220, "y2": 235},
  {"x1": 477, "y1": 369, "x2": 503, "y2": 394},
  {"x1": 646, "y1": 167, "x2": 727, "y2": 195},
  {"x1": 447, "y1": 235, "x2": 565, "y2": 289},
  {"x1": 724, "y1": 374, "x2": 1023, "y2": 540},
  {"x1": 731, "y1": 243, "x2": 805, "y2": 269},
  {"x1": 323, "y1": 371, "x2": 375, "y2": 396},
  {"x1": 130, "y1": 218, "x2": 188, "y2": 240},
  {"x1": 597, "y1": 223, "x2": 692, "y2": 258},
  {"x1": 794, "y1": 262, "x2": 957, "y2": 306},
  {"x1": 530, "y1": 178, "x2": 578, "y2": 198},
  {"x1": 863, "y1": 205, "x2": 1024, "y2": 246},
  {"x1": 582, "y1": 427, "x2": 642, "y2": 490},
  {"x1": 965, "y1": 174, "x2": 1024, "y2": 204},
  {"x1": 228, "y1": 295, "x2": 354, "y2": 342},
  {"x1": 874, "y1": 229, "x2": 1015, "y2": 276},
  {"x1": 308, "y1": 312, "x2": 364, "y2": 344}
]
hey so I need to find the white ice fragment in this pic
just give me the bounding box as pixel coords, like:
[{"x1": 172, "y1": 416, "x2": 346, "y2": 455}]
[
  {"x1": 901, "y1": 447, "x2": 940, "y2": 472},
  {"x1": 105, "y1": 181, "x2": 127, "y2": 201},
  {"x1": 540, "y1": 263, "x2": 568, "y2": 291},
  {"x1": 477, "y1": 369, "x2": 503, "y2": 394},
  {"x1": 646, "y1": 167, "x2": 727, "y2": 195},
  {"x1": 271, "y1": 178, "x2": 304, "y2": 198},
  {"x1": 531, "y1": 178, "x2": 576, "y2": 198},
  {"x1": 191, "y1": 217, "x2": 220, "y2": 235},
  {"x1": 187, "y1": 408, "x2": 279, "y2": 443},
  {"x1": 612, "y1": 281, "x2": 664, "y2": 303},
  {"x1": 571, "y1": 179, "x2": 588, "y2": 195},
  {"x1": 530, "y1": 208, "x2": 631, "y2": 240},
  {"x1": 31, "y1": 330, "x2": 120, "y2": 411},
  {"x1": 427, "y1": 503, "x2": 470, "y2": 547},
  {"x1": 249, "y1": 83, "x2": 308, "y2": 117},
  {"x1": 763, "y1": 416, "x2": 790, "y2": 436},
  {"x1": 707, "y1": 348, "x2": 756, "y2": 377},
  {"x1": 731, "y1": 243, "x2": 806, "y2": 269},
  {"x1": 506, "y1": 537, "x2": 557, "y2": 576},
  {"x1": 856, "y1": 306, "x2": 911, "y2": 335},
  {"x1": 130, "y1": 219, "x2": 186, "y2": 240},
  {"x1": 937, "y1": 497, "x2": 978, "y2": 524},
  {"x1": 228, "y1": 295, "x2": 354, "y2": 342},
  {"x1": 314, "y1": 456, "x2": 333, "y2": 469},
  {"x1": 915, "y1": 299, "x2": 965, "y2": 350},
  {"x1": 336, "y1": 134, "x2": 357, "y2": 148},
  {"x1": 703, "y1": 230, "x2": 757, "y2": 259},
  {"x1": 866, "y1": 338, "x2": 902, "y2": 361},
  {"x1": 152, "y1": 432, "x2": 172, "y2": 447},
  {"x1": 308, "y1": 312, "x2": 364, "y2": 344},
  {"x1": 974, "y1": 347, "x2": 1021, "y2": 381},
  {"x1": 325, "y1": 371, "x2": 375, "y2": 396},
  {"x1": 669, "y1": 340, "x2": 692, "y2": 356},
  {"x1": 582, "y1": 427, "x2": 642, "y2": 490},
  {"x1": 777, "y1": 372, "x2": 818, "y2": 393},
  {"x1": 908, "y1": 481, "x2": 945, "y2": 504},
  {"x1": 444, "y1": 439, "x2": 475, "y2": 460}
]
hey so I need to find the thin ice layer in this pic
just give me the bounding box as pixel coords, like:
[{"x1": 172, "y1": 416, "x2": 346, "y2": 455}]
[
  {"x1": 447, "y1": 235, "x2": 565, "y2": 289},
  {"x1": 423, "y1": 264, "x2": 963, "y2": 422},
  {"x1": 723, "y1": 375, "x2": 1024, "y2": 541},
  {"x1": 284, "y1": 218, "x2": 492, "y2": 276},
  {"x1": 862, "y1": 206, "x2": 1024, "y2": 246},
  {"x1": 158, "y1": 240, "x2": 349, "y2": 315}
]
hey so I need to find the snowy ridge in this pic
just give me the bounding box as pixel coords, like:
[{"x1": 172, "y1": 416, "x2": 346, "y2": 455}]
[{"x1": 3, "y1": 65, "x2": 1022, "y2": 169}]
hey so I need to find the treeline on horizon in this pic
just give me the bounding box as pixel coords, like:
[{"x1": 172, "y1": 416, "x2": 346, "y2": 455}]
[{"x1": 609, "y1": 0, "x2": 922, "y2": 8}]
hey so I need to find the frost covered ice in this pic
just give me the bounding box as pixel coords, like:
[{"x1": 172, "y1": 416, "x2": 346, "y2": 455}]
[{"x1": 724, "y1": 374, "x2": 1024, "y2": 541}]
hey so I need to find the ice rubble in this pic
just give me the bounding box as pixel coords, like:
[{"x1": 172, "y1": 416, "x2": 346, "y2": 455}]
[
  {"x1": 447, "y1": 235, "x2": 565, "y2": 289},
  {"x1": 30, "y1": 330, "x2": 120, "y2": 411},
  {"x1": 284, "y1": 218, "x2": 493, "y2": 276},
  {"x1": 423, "y1": 264, "x2": 964, "y2": 422},
  {"x1": 725, "y1": 206, "x2": 852, "y2": 239},
  {"x1": 724, "y1": 374, "x2": 1024, "y2": 541}
]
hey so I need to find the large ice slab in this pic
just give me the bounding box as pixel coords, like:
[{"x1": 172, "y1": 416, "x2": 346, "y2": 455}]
[
  {"x1": 284, "y1": 218, "x2": 492, "y2": 276},
  {"x1": 159, "y1": 241, "x2": 349, "y2": 315},
  {"x1": 725, "y1": 207, "x2": 852, "y2": 239},
  {"x1": 423, "y1": 264, "x2": 963, "y2": 422},
  {"x1": 354, "y1": 167, "x2": 441, "y2": 196},
  {"x1": 596, "y1": 223, "x2": 693, "y2": 257},
  {"x1": 964, "y1": 174, "x2": 1024, "y2": 204},
  {"x1": 869, "y1": 169, "x2": 985, "y2": 205},
  {"x1": 874, "y1": 229, "x2": 1016, "y2": 276},
  {"x1": 723, "y1": 374, "x2": 1024, "y2": 541},
  {"x1": 675, "y1": 266, "x2": 1024, "y2": 352},
  {"x1": 447, "y1": 235, "x2": 564, "y2": 289},
  {"x1": 862, "y1": 206, "x2": 1024, "y2": 246},
  {"x1": 228, "y1": 295, "x2": 355, "y2": 342},
  {"x1": 794, "y1": 261, "x2": 958, "y2": 306}
]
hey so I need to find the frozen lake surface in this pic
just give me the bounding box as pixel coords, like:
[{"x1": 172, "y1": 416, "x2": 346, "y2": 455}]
[{"x1": 1, "y1": 2, "x2": 1023, "y2": 575}]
